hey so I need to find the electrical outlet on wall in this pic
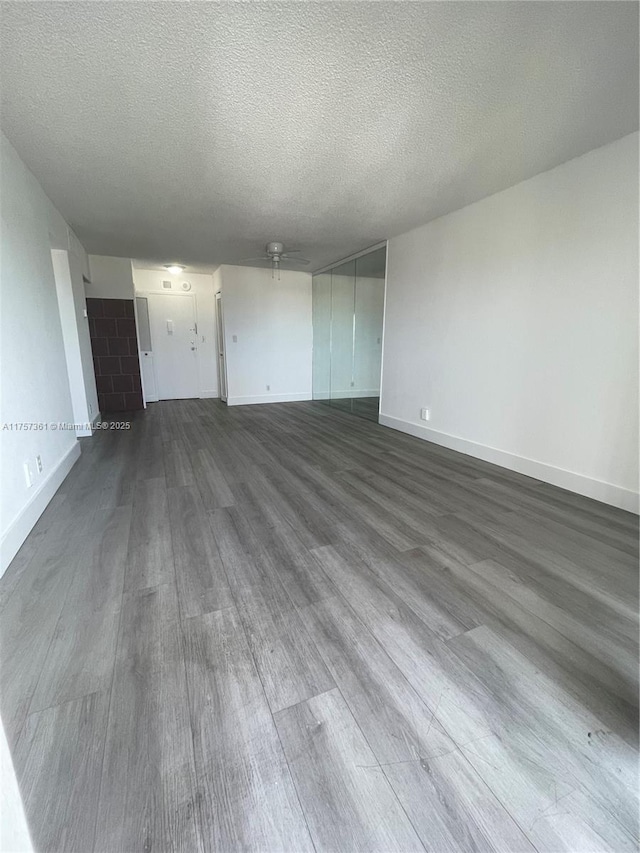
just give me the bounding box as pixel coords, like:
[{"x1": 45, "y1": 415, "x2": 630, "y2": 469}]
[
  {"x1": 36, "y1": 455, "x2": 43, "y2": 474},
  {"x1": 420, "y1": 408, "x2": 430, "y2": 421},
  {"x1": 24, "y1": 461, "x2": 34, "y2": 488},
  {"x1": 266, "y1": 385, "x2": 270, "y2": 391}
]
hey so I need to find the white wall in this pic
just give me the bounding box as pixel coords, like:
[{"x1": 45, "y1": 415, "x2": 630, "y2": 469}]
[
  {"x1": 381, "y1": 132, "x2": 639, "y2": 512},
  {"x1": 132, "y1": 268, "x2": 218, "y2": 399},
  {"x1": 51, "y1": 249, "x2": 99, "y2": 435},
  {"x1": 354, "y1": 275, "x2": 384, "y2": 396},
  {"x1": 0, "y1": 134, "x2": 82, "y2": 574},
  {"x1": 69, "y1": 252, "x2": 99, "y2": 425},
  {"x1": 311, "y1": 272, "x2": 331, "y2": 400},
  {"x1": 86, "y1": 255, "x2": 134, "y2": 299},
  {"x1": 219, "y1": 265, "x2": 312, "y2": 405}
]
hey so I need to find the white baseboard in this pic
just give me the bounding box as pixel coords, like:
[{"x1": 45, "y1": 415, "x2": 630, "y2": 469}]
[
  {"x1": 72, "y1": 412, "x2": 102, "y2": 438},
  {"x1": 379, "y1": 414, "x2": 639, "y2": 513},
  {"x1": 0, "y1": 442, "x2": 82, "y2": 577},
  {"x1": 227, "y1": 392, "x2": 313, "y2": 406},
  {"x1": 330, "y1": 389, "x2": 379, "y2": 399},
  {"x1": 199, "y1": 390, "x2": 219, "y2": 399}
]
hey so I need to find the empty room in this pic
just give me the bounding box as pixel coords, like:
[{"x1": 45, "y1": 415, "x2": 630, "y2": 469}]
[{"x1": 0, "y1": 2, "x2": 638, "y2": 852}]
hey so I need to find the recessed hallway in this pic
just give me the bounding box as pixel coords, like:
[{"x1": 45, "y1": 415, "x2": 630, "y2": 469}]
[{"x1": 1, "y1": 400, "x2": 638, "y2": 852}]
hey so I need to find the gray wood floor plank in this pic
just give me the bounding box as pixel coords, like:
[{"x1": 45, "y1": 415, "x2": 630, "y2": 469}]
[
  {"x1": 464, "y1": 557, "x2": 638, "y2": 696},
  {"x1": 135, "y1": 435, "x2": 166, "y2": 482},
  {"x1": 447, "y1": 625, "x2": 639, "y2": 841},
  {"x1": 451, "y1": 510, "x2": 638, "y2": 625},
  {"x1": 190, "y1": 447, "x2": 236, "y2": 510},
  {"x1": 384, "y1": 750, "x2": 536, "y2": 853},
  {"x1": 125, "y1": 476, "x2": 174, "y2": 591},
  {"x1": 164, "y1": 438, "x2": 196, "y2": 488},
  {"x1": 310, "y1": 544, "x2": 637, "y2": 852},
  {"x1": 247, "y1": 464, "x2": 336, "y2": 549},
  {"x1": 231, "y1": 503, "x2": 337, "y2": 608},
  {"x1": 168, "y1": 484, "x2": 234, "y2": 618},
  {"x1": 199, "y1": 430, "x2": 254, "y2": 485},
  {"x1": 472, "y1": 476, "x2": 639, "y2": 556},
  {"x1": 496, "y1": 507, "x2": 637, "y2": 591},
  {"x1": 339, "y1": 464, "x2": 450, "y2": 519},
  {"x1": 404, "y1": 549, "x2": 639, "y2": 744},
  {"x1": 209, "y1": 508, "x2": 335, "y2": 712},
  {"x1": 13, "y1": 691, "x2": 109, "y2": 853},
  {"x1": 0, "y1": 491, "x2": 68, "y2": 613},
  {"x1": 95, "y1": 583, "x2": 202, "y2": 853},
  {"x1": 30, "y1": 505, "x2": 131, "y2": 712},
  {"x1": 300, "y1": 465, "x2": 420, "y2": 551},
  {"x1": 102, "y1": 427, "x2": 140, "y2": 508},
  {"x1": 337, "y1": 467, "x2": 464, "y2": 542},
  {"x1": 0, "y1": 494, "x2": 101, "y2": 746},
  {"x1": 303, "y1": 594, "x2": 456, "y2": 763},
  {"x1": 348, "y1": 541, "x2": 472, "y2": 640},
  {"x1": 182, "y1": 607, "x2": 315, "y2": 853},
  {"x1": 430, "y1": 511, "x2": 638, "y2": 637},
  {"x1": 274, "y1": 687, "x2": 426, "y2": 853},
  {"x1": 1, "y1": 398, "x2": 637, "y2": 853},
  {"x1": 304, "y1": 594, "x2": 534, "y2": 852}
]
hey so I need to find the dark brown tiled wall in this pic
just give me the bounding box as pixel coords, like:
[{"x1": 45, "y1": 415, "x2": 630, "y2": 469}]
[{"x1": 86, "y1": 298, "x2": 144, "y2": 412}]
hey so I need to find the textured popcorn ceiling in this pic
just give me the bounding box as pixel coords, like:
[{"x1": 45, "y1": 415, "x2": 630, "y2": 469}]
[{"x1": 1, "y1": 2, "x2": 637, "y2": 270}]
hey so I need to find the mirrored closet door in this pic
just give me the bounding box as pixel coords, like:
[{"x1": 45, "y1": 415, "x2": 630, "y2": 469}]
[{"x1": 312, "y1": 245, "x2": 386, "y2": 422}]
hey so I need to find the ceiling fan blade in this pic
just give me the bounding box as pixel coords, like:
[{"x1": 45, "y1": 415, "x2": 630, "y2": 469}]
[
  {"x1": 238, "y1": 257, "x2": 270, "y2": 263},
  {"x1": 281, "y1": 256, "x2": 311, "y2": 265}
]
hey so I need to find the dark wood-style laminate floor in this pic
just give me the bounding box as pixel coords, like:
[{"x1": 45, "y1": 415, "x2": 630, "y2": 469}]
[
  {"x1": 1, "y1": 399, "x2": 638, "y2": 853},
  {"x1": 319, "y1": 397, "x2": 380, "y2": 422}
]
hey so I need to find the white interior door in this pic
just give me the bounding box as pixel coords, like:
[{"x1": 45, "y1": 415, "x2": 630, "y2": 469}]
[
  {"x1": 147, "y1": 293, "x2": 199, "y2": 400},
  {"x1": 215, "y1": 292, "x2": 228, "y2": 402}
]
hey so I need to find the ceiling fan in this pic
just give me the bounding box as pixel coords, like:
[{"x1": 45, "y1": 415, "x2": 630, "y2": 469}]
[{"x1": 240, "y1": 241, "x2": 311, "y2": 278}]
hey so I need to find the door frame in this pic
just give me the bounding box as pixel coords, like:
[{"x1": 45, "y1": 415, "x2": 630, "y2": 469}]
[
  {"x1": 137, "y1": 290, "x2": 199, "y2": 401},
  {"x1": 215, "y1": 291, "x2": 228, "y2": 403}
]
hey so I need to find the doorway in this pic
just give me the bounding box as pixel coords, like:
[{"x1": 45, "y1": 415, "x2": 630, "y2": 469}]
[{"x1": 145, "y1": 292, "x2": 199, "y2": 400}]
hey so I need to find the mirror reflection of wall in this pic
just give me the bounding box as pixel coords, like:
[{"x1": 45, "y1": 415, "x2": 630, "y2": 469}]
[
  {"x1": 311, "y1": 272, "x2": 331, "y2": 400},
  {"x1": 329, "y1": 260, "x2": 356, "y2": 405},
  {"x1": 312, "y1": 245, "x2": 386, "y2": 422}
]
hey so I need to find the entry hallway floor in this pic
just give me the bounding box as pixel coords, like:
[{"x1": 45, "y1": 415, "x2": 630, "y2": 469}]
[{"x1": 1, "y1": 400, "x2": 638, "y2": 853}]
